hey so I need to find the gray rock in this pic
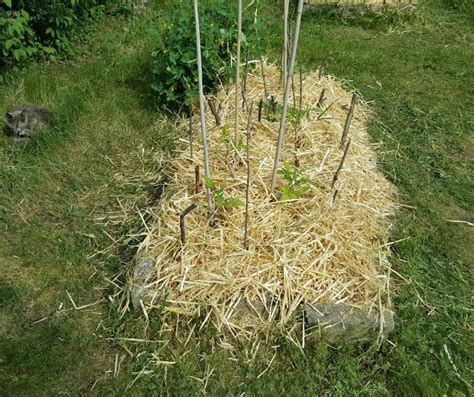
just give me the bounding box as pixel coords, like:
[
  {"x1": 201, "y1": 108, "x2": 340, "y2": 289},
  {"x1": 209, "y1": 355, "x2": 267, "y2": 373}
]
[
  {"x1": 304, "y1": 303, "x2": 394, "y2": 343},
  {"x1": 130, "y1": 256, "x2": 156, "y2": 308}
]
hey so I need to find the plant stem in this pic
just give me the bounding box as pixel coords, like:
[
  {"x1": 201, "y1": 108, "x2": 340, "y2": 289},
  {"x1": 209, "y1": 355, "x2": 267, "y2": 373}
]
[
  {"x1": 270, "y1": 0, "x2": 304, "y2": 196},
  {"x1": 235, "y1": 0, "x2": 243, "y2": 142},
  {"x1": 193, "y1": 0, "x2": 214, "y2": 216},
  {"x1": 180, "y1": 203, "x2": 197, "y2": 244},
  {"x1": 340, "y1": 93, "x2": 357, "y2": 150},
  {"x1": 244, "y1": 102, "x2": 253, "y2": 250}
]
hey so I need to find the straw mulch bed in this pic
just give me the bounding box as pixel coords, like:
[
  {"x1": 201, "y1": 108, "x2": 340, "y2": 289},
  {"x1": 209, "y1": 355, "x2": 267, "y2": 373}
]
[{"x1": 135, "y1": 64, "x2": 397, "y2": 339}]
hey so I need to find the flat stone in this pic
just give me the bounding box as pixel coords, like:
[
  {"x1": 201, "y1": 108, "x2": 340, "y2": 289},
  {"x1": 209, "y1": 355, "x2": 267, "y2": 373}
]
[
  {"x1": 130, "y1": 256, "x2": 156, "y2": 308},
  {"x1": 304, "y1": 303, "x2": 394, "y2": 343}
]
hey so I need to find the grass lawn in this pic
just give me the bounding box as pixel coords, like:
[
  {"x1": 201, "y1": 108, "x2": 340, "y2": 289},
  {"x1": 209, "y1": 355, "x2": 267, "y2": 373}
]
[{"x1": 0, "y1": 0, "x2": 472, "y2": 395}]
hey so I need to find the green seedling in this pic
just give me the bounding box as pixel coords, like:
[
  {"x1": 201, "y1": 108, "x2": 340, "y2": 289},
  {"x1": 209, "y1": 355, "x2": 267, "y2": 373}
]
[
  {"x1": 204, "y1": 177, "x2": 244, "y2": 209},
  {"x1": 277, "y1": 161, "x2": 311, "y2": 200}
]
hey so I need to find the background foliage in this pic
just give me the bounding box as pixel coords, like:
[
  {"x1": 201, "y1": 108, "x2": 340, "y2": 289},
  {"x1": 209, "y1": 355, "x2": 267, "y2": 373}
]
[
  {"x1": 151, "y1": 0, "x2": 256, "y2": 110},
  {"x1": 0, "y1": 0, "x2": 135, "y2": 80}
]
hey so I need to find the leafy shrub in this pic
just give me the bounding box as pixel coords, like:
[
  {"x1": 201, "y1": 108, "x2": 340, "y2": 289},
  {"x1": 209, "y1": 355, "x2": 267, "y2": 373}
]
[
  {"x1": 151, "y1": 0, "x2": 256, "y2": 110},
  {"x1": 0, "y1": 0, "x2": 136, "y2": 79}
]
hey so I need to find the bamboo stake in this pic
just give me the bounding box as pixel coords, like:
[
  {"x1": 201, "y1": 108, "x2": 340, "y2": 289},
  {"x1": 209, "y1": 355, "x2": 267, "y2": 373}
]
[
  {"x1": 332, "y1": 139, "x2": 351, "y2": 189},
  {"x1": 270, "y1": 0, "x2": 304, "y2": 195},
  {"x1": 193, "y1": 0, "x2": 214, "y2": 215},
  {"x1": 180, "y1": 203, "x2": 197, "y2": 244},
  {"x1": 340, "y1": 93, "x2": 357, "y2": 150},
  {"x1": 235, "y1": 0, "x2": 243, "y2": 142},
  {"x1": 282, "y1": 0, "x2": 289, "y2": 87},
  {"x1": 258, "y1": 98, "x2": 263, "y2": 122},
  {"x1": 244, "y1": 102, "x2": 253, "y2": 250}
]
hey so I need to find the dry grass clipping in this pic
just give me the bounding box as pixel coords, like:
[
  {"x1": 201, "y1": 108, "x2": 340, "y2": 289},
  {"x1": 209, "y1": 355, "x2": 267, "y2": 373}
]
[{"x1": 135, "y1": 64, "x2": 397, "y2": 339}]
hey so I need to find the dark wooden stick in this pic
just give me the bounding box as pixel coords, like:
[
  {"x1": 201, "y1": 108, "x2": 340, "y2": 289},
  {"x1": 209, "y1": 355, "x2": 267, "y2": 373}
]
[
  {"x1": 189, "y1": 109, "x2": 193, "y2": 158},
  {"x1": 194, "y1": 165, "x2": 200, "y2": 194},
  {"x1": 317, "y1": 88, "x2": 326, "y2": 108},
  {"x1": 340, "y1": 93, "x2": 357, "y2": 150},
  {"x1": 291, "y1": 71, "x2": 297, "y2": 109},
  {"x1": 258, "y1": 98, "x2": 263, "y2": 122},
  {"x1": 331, "y1": 139, "x2": 351, "y2": 189},
  {"x1": 244, "y1": 102, "x2": 253, "y2": 250},
  {"x1": 332, "y1": 189, "x2": 338, "y2": 204},
  {"x1": 318, "y1": 64, "x2": 324, "y2": 79},
  {"x1": 180, "y1": 203, "x2": 197, "y2": 244},
  {"x1": 207, "y1": 98, "x2": 221, "y2": 126},
  {"x1": 299, "y1": 62, "x2": 303, "y2": 111}
]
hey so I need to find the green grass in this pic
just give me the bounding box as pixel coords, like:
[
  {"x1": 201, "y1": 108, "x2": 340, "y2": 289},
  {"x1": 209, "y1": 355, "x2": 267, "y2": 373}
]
[{"x1": 0, "y1": 0, "x2": 472, "y2": 395}]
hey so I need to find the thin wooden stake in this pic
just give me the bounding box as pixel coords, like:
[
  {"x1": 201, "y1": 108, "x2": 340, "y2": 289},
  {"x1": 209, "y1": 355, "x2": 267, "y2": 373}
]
[
  {"x1": 318, "y1": 64, "x2": 324, "y2": 79},
  {"x1": 258, "y1": 98, "x2": 263, "y2": 122},
  {"x1": 194, "y1": 165, "x2": 200, "y2": 194},
  {"x1": 270, "y1": 0, "x2": 304, "y2": 195},
  {"x1": 242, "y1": 46, "x2": 250, "y2": 110},
  {"x1": 207, "y1": 98, "x2": 222, "y2": 126},
  {"x1": 235, "y1": 0, "x2": 243, "y2": 142},
  {"x1": 189, "y1": 109, "x2": 193, "y2": 158},
  {"x1": 244, "y1": 102, "x2": 253, "y2": 250},
  {"x1": 340, "y1": 93, "x2": 357, "y2": 150},
  {"x1": 180, "y1": 203, "x2": 197, "y2": 244},
  {"x1": 317, "y1": 88, "x2": 326, "y2": 108},
  {"x1": 193, "y1": 0, "x2": 214, "y2": 215},
  {"x1": 299, "y1": 62, "x2": 303, "y2": 111},
  {"x1": 332, "y1": 139, "x2": 351, "y2": 189}
]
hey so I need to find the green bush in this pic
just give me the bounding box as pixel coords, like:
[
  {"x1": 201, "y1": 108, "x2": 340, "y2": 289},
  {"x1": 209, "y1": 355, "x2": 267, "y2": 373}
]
[
  {"x1": 0, "y1": 0, "x2": 135, "y2": 80},
  {"x1": 151, "y1": 0, "x2": 256, "y2": 110}
]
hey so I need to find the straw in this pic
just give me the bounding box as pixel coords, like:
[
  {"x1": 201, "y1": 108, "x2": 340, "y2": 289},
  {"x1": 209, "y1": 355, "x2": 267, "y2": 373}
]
[{"x1": 136, "y1": 64, "x2": 398, "y2": 340}]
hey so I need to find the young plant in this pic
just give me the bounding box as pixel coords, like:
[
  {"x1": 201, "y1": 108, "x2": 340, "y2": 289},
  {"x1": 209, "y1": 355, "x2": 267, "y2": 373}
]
[
  {"x1": 277, "y1": 161, "x2": 311, "y2": 201},
  {"x1": 204, "y1": 177, "x2": 244, "y2": 210}
]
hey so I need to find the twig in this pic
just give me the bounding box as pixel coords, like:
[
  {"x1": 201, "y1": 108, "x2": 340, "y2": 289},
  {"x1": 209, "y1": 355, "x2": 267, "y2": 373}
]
[
  {"x1": 332, "y1": 139, "x2": 351, "y2": 189},
  {"x1": 340, "y1": 93, "x2": 357, "y2": 150},
  {"x1": 332, "y1": 189, "x2": 338, "y2": 204},
  {"x1": 193, "y1": 0, "x2": 214, "y2": 216},
  {"x1": 270, "y1": 0, "x2": 305, "y2": 195},
  {"x1": 180, "y1": 203, "x2": 198, "y2": 244},
  {"x1": 317, "y1": 96, "x2": 340, "y2": 120},
  {"x1": 207, "y1": 98, "x2": 221, "y2": 126},
  {"x1": 447, "y1": 219, "x2": 474, "y2": 227},
  {"x1": 244, "y1": 103, "x2": 253, "y2": 250},
  {"x1": 317, "y1": 88, "x2": 325, "y2": 108},
  {"x1": 194, "y1": 165, "x2": 200, "y2": 194}
]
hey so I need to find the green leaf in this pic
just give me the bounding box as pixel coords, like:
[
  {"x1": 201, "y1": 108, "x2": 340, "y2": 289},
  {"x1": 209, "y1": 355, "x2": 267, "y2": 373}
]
[
  {"x1": 4, "y1": 0, "x2": 12, "y2": 8},
  {"x1": 225, "y1": 198, "x2": 244, "y2": 208},
  {"x1": 204, "y1": 177, "x2": 215, "y2": 190}
]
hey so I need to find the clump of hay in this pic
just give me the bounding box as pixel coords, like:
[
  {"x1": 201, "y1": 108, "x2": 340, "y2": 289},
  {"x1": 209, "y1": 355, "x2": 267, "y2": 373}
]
[{"x1": 134, "y1": 64, "x2": 397, "y2": 339}]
